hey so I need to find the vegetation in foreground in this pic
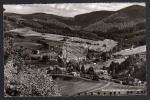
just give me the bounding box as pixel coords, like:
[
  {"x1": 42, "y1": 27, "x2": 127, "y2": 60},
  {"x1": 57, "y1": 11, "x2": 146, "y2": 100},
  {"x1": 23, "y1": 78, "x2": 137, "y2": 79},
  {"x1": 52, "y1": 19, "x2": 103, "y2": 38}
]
[{"x1": 4, "y1": 37, "x2": 61, "y2": 97}]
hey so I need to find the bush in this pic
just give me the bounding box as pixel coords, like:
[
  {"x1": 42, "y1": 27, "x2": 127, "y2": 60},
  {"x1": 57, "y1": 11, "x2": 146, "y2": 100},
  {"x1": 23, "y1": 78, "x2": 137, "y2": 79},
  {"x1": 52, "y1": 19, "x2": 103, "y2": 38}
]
[
  {"x1": 92, "y1": 73, "x2": 99, "y2": 81},
  {"x1": 4, "y1": 37, "x2": 61, "y2": 97},
  {"x1": 122, "y1": 81, "x2": 128, "y2": 85},
  {"x1": 87, "y1": 67, "x2": 94, "y2": 75},
  {"x1": 114, "y1": 80, "x2": 120, "y2": 84},
  {"x1": 42, "y1": 55, "x2": 49, "y2": 62}
]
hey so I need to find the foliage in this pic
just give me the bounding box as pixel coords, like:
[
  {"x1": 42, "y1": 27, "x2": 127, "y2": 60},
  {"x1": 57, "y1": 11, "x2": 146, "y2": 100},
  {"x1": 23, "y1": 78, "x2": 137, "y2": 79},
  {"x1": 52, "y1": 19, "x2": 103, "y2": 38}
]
[
  {"x1": 4, "y1": 37, "x2": 61, "y2": 97},
  {"x1": 87, "y1": 66, "x2": 95, "y2": 75},
  {"x1": 109, "y1": 54, "x2": 146, "y2": 81},
  {"x1": 81, "y1": 65, "x2": 85, "y2": 74}
]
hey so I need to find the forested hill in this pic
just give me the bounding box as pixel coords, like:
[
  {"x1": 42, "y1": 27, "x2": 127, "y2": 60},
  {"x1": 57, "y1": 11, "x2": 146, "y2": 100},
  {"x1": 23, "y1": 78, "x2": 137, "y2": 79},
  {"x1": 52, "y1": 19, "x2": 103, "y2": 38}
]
[{"x1": 3, "y1": 5, "x2": 146, "y2": 48}]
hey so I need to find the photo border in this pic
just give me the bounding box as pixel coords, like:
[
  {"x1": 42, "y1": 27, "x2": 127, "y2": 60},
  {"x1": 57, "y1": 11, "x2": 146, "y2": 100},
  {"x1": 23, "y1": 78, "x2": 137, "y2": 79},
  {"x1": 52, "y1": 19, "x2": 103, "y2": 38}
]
[{"x1": 0, "y1": 0, "x2": 149, "y2": 100}]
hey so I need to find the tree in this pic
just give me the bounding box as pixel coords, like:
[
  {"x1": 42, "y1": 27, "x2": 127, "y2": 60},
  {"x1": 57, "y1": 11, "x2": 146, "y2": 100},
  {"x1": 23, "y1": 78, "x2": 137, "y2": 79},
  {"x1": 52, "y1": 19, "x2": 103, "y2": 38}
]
[
  {"x1": 109, "y1": 61, "x2": 115, "y2": 73},
  {"x1": 4, "y1": 37, "x2": 61, "y2": 97},
  {"x1": 92, "y1": 73, "x2": 99, "y2": 81},
  {"x1": 135, "y1": 61, "x2": 146, "y2": 81},
  {"x1": 103, "y1": 66, "x2": 106, "y2": 70},
  {"x1": 87, "y1": 66, "x2": 94, "y2": 75},
  {"x1": 81, "y1": 65, "x2": 85, "y2": 74},
  {"x1": 57, "y1": 56, "x2": 62, "y2": 65},
  {"x1": 42, "y1": 55, "x2": 49, "y2": 62},
  {"x1": 109, "y1": 61, "x2": 120, "y2": 77},
  {"x1": 101, "y1": 52, "x2": 107, "y2": 61},
  {"x1": 76, "y1": 64, "x2": 81, "y2": 72}
]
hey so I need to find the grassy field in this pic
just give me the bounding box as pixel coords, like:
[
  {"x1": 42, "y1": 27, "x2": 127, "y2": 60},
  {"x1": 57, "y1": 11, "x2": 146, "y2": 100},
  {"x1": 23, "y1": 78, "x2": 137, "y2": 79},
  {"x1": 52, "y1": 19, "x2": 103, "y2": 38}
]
[
  {"x1": 92, "y1": 82, "x2": 146, "y2": 95},
  {"x1": 53, "y1": 75, "x2": 146, "y2": 96},
  {"x1": 113, "y1": 45, "x2": 146, "y2": 56},
  {"x1": 73, "y1": 82, "x2": 146, "y2": 96},
  {"x1": 54, "y1": 75, "x2": 108, "y2": 96},
  {"x1": 5, "y1": 27, "x2": 117, "y2": 52},
  {"x1": 15, "y1": 41, "x2": 43, "y2": 49}
]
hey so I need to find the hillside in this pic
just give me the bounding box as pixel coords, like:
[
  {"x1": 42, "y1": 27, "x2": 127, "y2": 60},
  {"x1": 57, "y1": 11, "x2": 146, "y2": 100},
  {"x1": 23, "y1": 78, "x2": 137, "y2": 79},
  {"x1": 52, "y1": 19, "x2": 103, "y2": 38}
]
[
  {"x1": 110, "y1": 52, "x2": 146, "y2": 81},
  {"x1": 83, "y1": 5, "x2": 146, "y2": 32},
  {"x1": 113, "y1": 45, "x2": 146, "y2": 56},
  {"x1": 3, "y1": 5, "x2": 146, "y2": 47},
  {"x1": 74, "y1": 11, "x2": 115, "y2": 26}
]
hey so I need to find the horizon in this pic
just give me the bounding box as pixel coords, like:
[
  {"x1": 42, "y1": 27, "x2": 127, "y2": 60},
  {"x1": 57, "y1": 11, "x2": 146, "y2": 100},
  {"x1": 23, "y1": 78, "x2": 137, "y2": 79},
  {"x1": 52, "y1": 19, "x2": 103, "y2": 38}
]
[{"x1": 3, "y1": 3, "x2": 146, "y2": 17}]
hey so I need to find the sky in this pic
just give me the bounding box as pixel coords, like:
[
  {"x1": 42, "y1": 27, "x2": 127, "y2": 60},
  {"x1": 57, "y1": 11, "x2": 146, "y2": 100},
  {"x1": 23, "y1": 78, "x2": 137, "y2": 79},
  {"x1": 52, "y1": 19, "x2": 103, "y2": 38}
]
[{"x1": 3, "y1": 3, "x2": 146, "y2": 17}]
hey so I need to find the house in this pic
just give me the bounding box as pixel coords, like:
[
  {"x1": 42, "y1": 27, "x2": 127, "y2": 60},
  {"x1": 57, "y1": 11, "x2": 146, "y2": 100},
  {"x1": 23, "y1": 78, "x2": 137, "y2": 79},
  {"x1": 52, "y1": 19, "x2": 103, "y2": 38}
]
[
  {"x1": 95, "y1": 69, "x2": 108, "y2": 75},
  {"x1": 70, "y1": 72, "x2": 80, "y2": 76},
  {"x1": 100, "y1": 70, "x2": 108, "y2": 75}
]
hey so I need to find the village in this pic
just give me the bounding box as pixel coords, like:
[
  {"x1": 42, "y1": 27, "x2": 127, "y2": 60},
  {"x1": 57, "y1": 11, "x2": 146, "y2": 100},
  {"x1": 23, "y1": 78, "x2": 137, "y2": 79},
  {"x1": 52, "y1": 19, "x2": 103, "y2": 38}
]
[{"x1": 4, "y1": 26, "x2": 147, "y2": 96}]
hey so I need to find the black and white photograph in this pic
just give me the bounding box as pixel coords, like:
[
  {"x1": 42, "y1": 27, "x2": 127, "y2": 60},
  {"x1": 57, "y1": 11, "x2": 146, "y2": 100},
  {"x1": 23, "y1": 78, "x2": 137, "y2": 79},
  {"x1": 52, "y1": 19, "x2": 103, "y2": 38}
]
[{"x1": 3, "y1": 3, "x2": 146, "y2": 97}]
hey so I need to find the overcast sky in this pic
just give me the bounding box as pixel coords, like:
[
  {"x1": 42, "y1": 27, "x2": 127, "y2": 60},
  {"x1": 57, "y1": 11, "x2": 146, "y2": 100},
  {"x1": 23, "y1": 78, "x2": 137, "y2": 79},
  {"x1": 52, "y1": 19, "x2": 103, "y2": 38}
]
[{"x1": 3, "y1": 3, "x2": 145, "y2": 17}]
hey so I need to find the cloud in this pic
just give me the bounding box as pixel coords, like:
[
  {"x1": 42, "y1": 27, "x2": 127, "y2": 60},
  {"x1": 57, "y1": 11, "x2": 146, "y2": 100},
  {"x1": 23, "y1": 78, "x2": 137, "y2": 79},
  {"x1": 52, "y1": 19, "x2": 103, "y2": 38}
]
[{"x1": 3, "y1": 3, "x2": 146, "y2": 17}]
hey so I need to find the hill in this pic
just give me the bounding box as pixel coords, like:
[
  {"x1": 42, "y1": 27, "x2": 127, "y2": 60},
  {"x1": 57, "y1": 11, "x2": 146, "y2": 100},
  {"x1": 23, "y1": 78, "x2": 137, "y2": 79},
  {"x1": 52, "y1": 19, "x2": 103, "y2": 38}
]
[
  {"x1": 83, "y1": 5, "x2": 146, "y2": 32},
  {"x1": 74, "y1": 11, "x2": 115, "y2": 26},
  {"x1": 3, "y1": 5, "x2": 146, "y2": 47}
]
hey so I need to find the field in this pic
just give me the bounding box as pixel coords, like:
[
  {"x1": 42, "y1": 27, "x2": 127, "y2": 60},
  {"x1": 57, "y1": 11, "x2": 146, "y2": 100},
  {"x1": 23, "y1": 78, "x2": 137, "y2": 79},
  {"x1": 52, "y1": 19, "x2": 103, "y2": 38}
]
[
  {"x1": 4, "y1": 27, "x2": 117, "y2": 52},
  {"x1": 58, "y1": 78, "x2": 146, "y2": 96},
  {"x1": 113, "y1": 45, "x2": 146, "y2": 56},
  {"x1": 84, "y1": 82, "x2": 146, "y2": 96},
  {"x1": 51, "y1": 74, "x2": 108, "y2": 96}
]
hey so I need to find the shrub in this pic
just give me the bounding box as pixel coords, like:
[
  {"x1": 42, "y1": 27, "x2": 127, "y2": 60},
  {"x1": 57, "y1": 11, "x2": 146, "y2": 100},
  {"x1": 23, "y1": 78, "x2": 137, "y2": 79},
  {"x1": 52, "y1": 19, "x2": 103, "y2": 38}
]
[{"x1": 4, "y1": 37, "x2": 61, "y2": 97}]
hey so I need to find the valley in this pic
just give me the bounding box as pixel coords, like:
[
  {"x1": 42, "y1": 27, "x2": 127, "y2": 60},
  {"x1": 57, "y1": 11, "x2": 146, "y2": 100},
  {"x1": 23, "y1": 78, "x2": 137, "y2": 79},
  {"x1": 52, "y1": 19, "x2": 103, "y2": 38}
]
[{"x1": 4, "y1": 4, "x2": 146, "y2": 97}]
